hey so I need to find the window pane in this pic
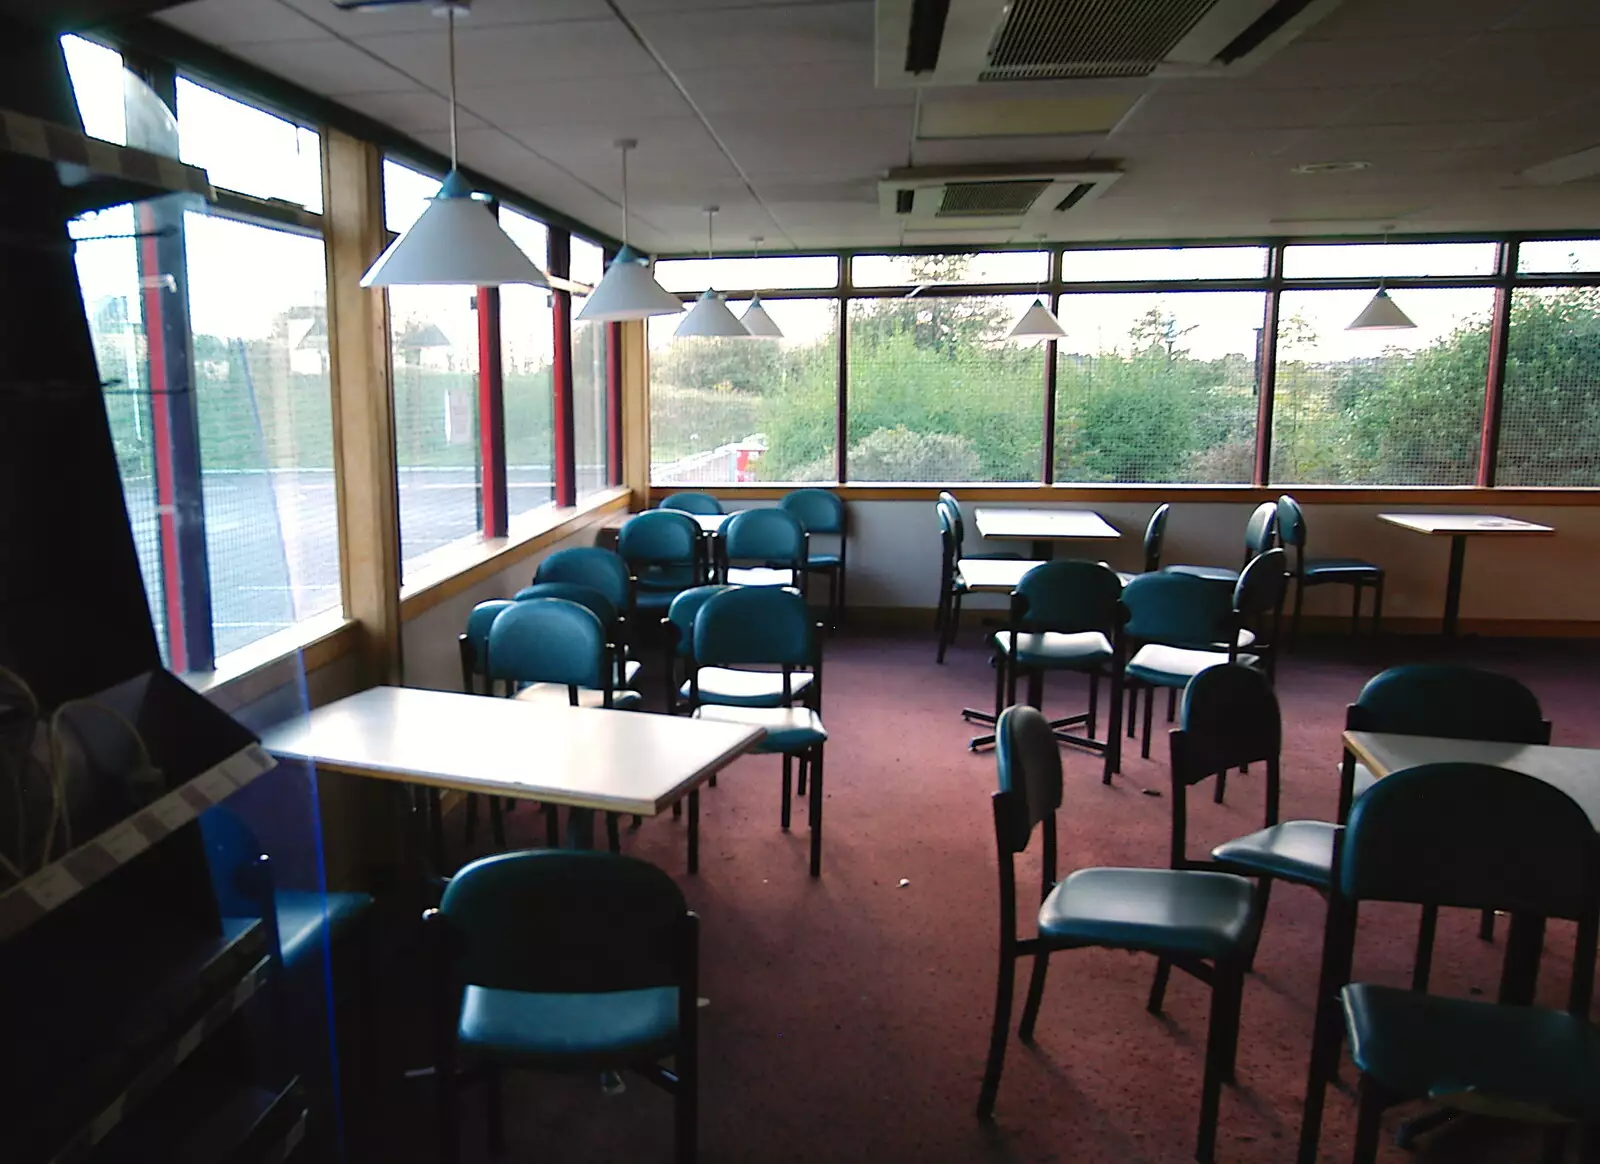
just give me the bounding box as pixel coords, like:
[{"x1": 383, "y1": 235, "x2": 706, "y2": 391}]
[
  {"x1": 852, "y1": 251, "x2": 1047, "y2": 287},
  {"x1": 847, "y1": 294, "x2": 1043, "y2": 483},
  {"x1": 1517, "y1": 239, "x2": 1600, "y2": 275},
  {"x1": 655, "y1": 255, "x2": 839, "y2": 293},
  {"x1": 61, "y1": 35, "x2": 127, "y2": 144},
  {"x1": 176, "y1": 78, "x2": 322, "y2": 212},
  {"x1": 383, "y1": 158, "x2": 444, "y2": 233},
  {"x1": 1282, "y1": 242, "x2": 1496, "y2": 279},
  {"x1": 649, "y1": 299, "x2": 838, "y2": 483},
  {"x1": 72, "y1": 204, "x2": 165, "y2": 656},
  {"x1": 1062, "y1": 246, "x2": 1266, "y2": 282},
  {"x1": 1495, "y1": 287, "x2": 1600, "y2": 486},
  {"x1": 572, "y1": 237, "x2": 609, "y2": 497},
  {"x1": 1054, "y1": 292, "x2": 1263, "y2": 484},
  {"x1": 184, "y1": 213, "x2": 338, "y2": 655},
  {"x1": 1270, "y1": 288, "x2": 1494, "y2": 485},
  {"x1": 500, "y1": 209, "x2": 554, "y2": 522},
  {"x1": 390, "y1": 285, "x2": 482, "y2": 573}
]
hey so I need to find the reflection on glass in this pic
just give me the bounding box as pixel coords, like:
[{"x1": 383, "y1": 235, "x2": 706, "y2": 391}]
[
  {"x1": 183, "y1": 213, "x2": 339, "y2": 655},
  {"x1": 499, "y1": 209, "x2": 554, "y2": 521},
  {"x1": 1517, "y1": 239, "x2": 1600, "y2": 275},
  {"x1": 61, "y1": 35, "x2": 127, "y2": 143},
  {"x1": 649, "y1": 299, "x2": 838, "y2": 483},
  {"x1": 655, "y1": 255, "x2": 839, "y2": 293},
  {"x1": 1271, "y1": 288, "x2": 1494, "y2": 485},
  {"x1": 848, "y1": 292, "x2": 1043, "y2": 483},
  {"x1": 852, "y1": 251, "x2": 1048, "y2": 288},
  {"x1": 1496, "y1": 287, "x2": 1600, "y2": 486},
  {"x1": 176, "y1": 78, "x2": 322, "y2": 211},
  {"x1": 571, "y1": 237, "x2": 610, "y2": 497},
  {"x1": 1281, "y1": 242, "x2": 1497, "y2": 279},
  {"x1": 1062, "y1": 247, "x2": 1266, "y2": 282},
  {"x1": 1054, "y1": 292, "x2": 1264, "y2": 484}
]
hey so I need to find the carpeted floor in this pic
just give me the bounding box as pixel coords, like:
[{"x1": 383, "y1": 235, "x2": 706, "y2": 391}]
[{"x1": 362, "y1": 628, "x2": 1600, "y2": 1164}]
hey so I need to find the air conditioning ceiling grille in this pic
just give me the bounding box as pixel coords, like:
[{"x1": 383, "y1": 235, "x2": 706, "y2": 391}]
[
  {"x1": 983, "y1": 0, "x2": 1218, "y2": 81},
  {"x1": 936, "y1": 179, "x2": 1051, "y2": 216}
]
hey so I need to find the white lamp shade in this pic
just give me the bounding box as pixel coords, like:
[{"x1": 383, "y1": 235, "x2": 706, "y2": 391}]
[
  {"x1": 576, "y1": 244, "x2": 684, "y2": 321},
  {"x1": 361, "y1": 175, "x2": 549, "y2": 288},
  {"x1": 1008, "y1": 298, "x2": 1066, "y2": 340},
  {"x1": 1346, "y1": 288, "x2": 1417, "y2": 331},
  {"x1": 675, "y1": 290, "x2": 750, "y2": 338},
  {"x1": 737, "y1": 294, "x2": 784, "y2": 338}
]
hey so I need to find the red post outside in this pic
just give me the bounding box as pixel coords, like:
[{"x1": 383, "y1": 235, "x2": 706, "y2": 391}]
[
  {"x1": 477, "y1": 285, "x2": 507, "y2": 537},
  {"x1": 549, "y1": 231, "x2": 576, "y2": 508},
  {"x1": 606, "y1": 319, "x2": 624, "y2": 486}
]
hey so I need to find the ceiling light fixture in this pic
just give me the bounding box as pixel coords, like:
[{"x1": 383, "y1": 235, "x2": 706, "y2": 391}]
[
  {"x1": 576, "y1": 139, "x2": 683, "y2": 321},
  {"x1": 675, "y1": 207, "x2": 749, "y2": 339},
  {"x1": 1008, "y1": 235, "x2": 1065, "y2": 341},
  {"x1": 1346, "y1": 230, "x2": 1417, "y2": 332},
  {"x1": 360, "y1": 1, "x2": 548, "y2": 288},
  {"x1": 737, "y1": 236, "x2": 784, "y2": 339}
]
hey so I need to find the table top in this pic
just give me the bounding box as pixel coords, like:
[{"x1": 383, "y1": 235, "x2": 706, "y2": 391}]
[
  {"x1": 692, "y1": 512, "x2": 730, "y2": 533},
  {"x1": 1377, "y1": 513, "x2": 1555, "y2": 537},
  {"x1": 956, "y1": 558, "x2": 1048, "y2": 592},
  {"x1": 260, "y1": 686, "x2": 764, "y2": 816},
  {"x1": 973, "y1": 508, "x2": 1121, "y2": 542},
  {"x1": 1345, "y1": 730, "x2": 1600, "y2": 830}
]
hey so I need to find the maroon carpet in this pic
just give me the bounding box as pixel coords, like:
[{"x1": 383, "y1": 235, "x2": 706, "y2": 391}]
[{"x1": 370, "y1": 630, "x2": 1600, "y2": 1164}]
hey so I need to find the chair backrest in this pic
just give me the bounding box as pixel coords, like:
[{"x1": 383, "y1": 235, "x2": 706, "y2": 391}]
[
  {"x1": 660, "y1": 491, "x2": 723, "y2": 516},
  {"x1": 692, "y1": 585, "x2": 813, "y2": 670},
  {"x1": 1121, "y1": 571, "x2": 1234, "y2": 649},
  {"x1": 533, "y1": 546, "x2": 631, "y2": 610},
  {"x1": 994, "y1": 704, "x2": 1064, "y2": 855},
  {"x1": 1339, "y1": 763, "x2": 1599, "y2": 1014},
  {"x1": 485, "y1": 597, "x2": 608, "y2": 691},
  {"x1": 1233, "y1": 547, "x2": 1289, "y2": 620},
  {"x1": 619, "y1": 509, "x2": 701, "y2": 590},
  {"x1": 1141, "y1": 503, "x2": 1171, "y2": 573},
  {"x1": 513, "y1": 581, "x2": 619, "y2": 630},
  {"x1": 199, "y1": 806, "x2": 272, "y2": 921},
  {"x1": 780, "y1": 488, "x2": 845, "y2": 535},
  {"x1": 439, "y1": 850, "x2": 689, "y2": 993},
  {"x1": 1174, "y1": 662, "x2": 1281, "y2": 775},
  {"x1": 666, "y1": 584, "x2": 736, "y2": 658},
  {"x1": 1011, "y1": 560, "x2": 1124, "y2": 636},
  {"x1": 721, "y1": 507, "x2": 805, "y2": 568},
  {"x1": 937, "y1": 491, "x2": 965, "y2": 551},
  {"x1": 1276, "y1": 494, "x2": 1307, "y2": 550},
  {"x1": 1243, "y1": 501, "x2": 1278, "y2": 557},
  {"x1": 459, "y1": 598, "x2": 515, "y2": 689},
  {"x1": 1347, "y1": 664, "x2": 1550, "y2": 744}
]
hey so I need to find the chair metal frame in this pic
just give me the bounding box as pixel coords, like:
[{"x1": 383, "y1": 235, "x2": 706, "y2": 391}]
[
  {"x1": 1277, "y1": 494, "x2": 1384, "y2": 645},
  {"x1": 781, "y1": 488, "x2": 849, "y2": 626}
]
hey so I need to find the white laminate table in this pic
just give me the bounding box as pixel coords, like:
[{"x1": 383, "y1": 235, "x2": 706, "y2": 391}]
[
  {"x1": 1376, "y1": 513, "x2": 1554, "y2": 638},
  {"x1": 955, "y1": 558, "x2": 1048, "y2": 593},
  {"x1": 973, "y1": 508, "x2": 1120, "y2": 560},
  {"x1": 260, "y1": 686, "x2": 763, "y2": 870},
  {"x1": 691, "y1": 512, "x2": 730, "y2": 533}
]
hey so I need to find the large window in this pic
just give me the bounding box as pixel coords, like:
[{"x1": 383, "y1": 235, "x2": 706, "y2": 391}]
[
  {"x1": 571, "y1": 237, "x2": 609, "y2": 498},
  {"x1": 1055, "y1": 292, "x2": 1263, "y2": 484},
  {"x1": 1496, "y1": 287, "x2": 1600, "y2": 486},
  {"x1": 498, "y1": 207, "x2": 554, "y2": 522}
]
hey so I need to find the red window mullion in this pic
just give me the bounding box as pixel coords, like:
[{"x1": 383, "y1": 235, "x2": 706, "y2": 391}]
[
  {"x1": 139, "y1": 209, "x2": 187, "y2": 669},
  {"x1": 549, "y1": 231, "x2": 576, "y2": 508},
  {"x1": 606, "y1": 319, "x2": 624, "y2": 486},
  {"x1": 477, "y1": 285, "x2": 507, "y2": 537}
]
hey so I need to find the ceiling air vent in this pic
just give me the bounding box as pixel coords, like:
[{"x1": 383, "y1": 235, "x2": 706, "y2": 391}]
[
  {"x1": 877, "y1": 0, "x2": 1349, "y2": 87},
  {"x1": 881, "y1": 163, "x2": 1120, "y2": 231}
]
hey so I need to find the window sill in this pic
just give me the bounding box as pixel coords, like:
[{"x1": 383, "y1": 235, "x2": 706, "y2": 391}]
[
  {"x1": 649, "y1": 482, "x2": 1600, "y2": 505},
  {"x1": 183, "y1": 608, "x2": 360, "y2": 713},
  {"x1": 398, "y1": 487, "x2": 632, "y2": 619}
]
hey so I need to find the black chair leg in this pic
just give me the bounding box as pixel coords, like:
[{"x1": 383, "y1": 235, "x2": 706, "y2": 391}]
[
  {"x1": 1166, "y1": 685, "x2": 1177, "y2": 723},
  {"x1": 1196, "y1": 966, "x2": 1242, "y2": 1164},
  {"x1": 1350, "y1": 581, "x2": 1363, "y2": 635},
  {"x1": 1147, "y1": 958, "x2": 1171, "y2": 1013},
  {"x1": 934, "y1": 590, "x2": 950, "y2": 663},
  {"x1": 1479, "y1": 908, "x2": 1496, "y2": 942},
  {"x1": 1141, "y1": 682, "x2": 1155, "y2": 760},
  {"x1": 1351, "y1": 1076, "x2": 1384, "y2": 1164},
  {"x1": 436, "y1": 1045, "x2": 459, "y2": 1164},
  {"x1": 797, "y1": 753, "x2": 808, "y2": 797},
  {"x1": 781, "y1": 754, "x2": 792, "y2": 831},
  {"x1": 675, "y1": 1062, "x2": 698, "y2": 1164},
  {"x1": 485, "y1": 1065, "x2": 506, "y2": 1155},
  {"x1": 1086, "y1": 672, "x2": 1099, "y2": 740},
  {"x1": 606, "y1": 813, "x2": 622, "y2": 854},
  {"x1": 489, "y1": 798, "x2": 506, "y2": 849},
  {"x1": 463, "y1": 792, "x2": 479, "y2": 845},
  {"x1": 1127, "y1": 683, "x2": 1139, "y2": 739},
  {"x1": 1291, "y1": 578, "x2": 1304, "y2": 650},
  {"x1": 1213, "y1": 768, "x2": 1227, "y2": 804},
  {"x1": 1413, "y1": 904, "x2": 1438, "y2": 992},
  {"x1": 687, "y1": 789, "x2": 699, "y2": 875},
  {"x1": 809, "y1": 747, "x2": 824, "y2": 877},
  {"x1": 543, "y1": 803, "x2": 560, "y2": 847},
  {"x1": 1017, "y1": 951, "x2": 1050, "y2": 1042},
  {"x1": 1372, "y1": 574, "x2": 1385, "y2": 637},
  {"x1": 948, "y1": 590, "x2": 964, "y2": 653},
  {"x1": 977, "y1": 949, "x2": 1015, "y2": 1120}
]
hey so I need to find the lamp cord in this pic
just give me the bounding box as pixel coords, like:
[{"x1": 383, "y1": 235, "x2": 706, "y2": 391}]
[
  {"x1": 447, "y1": 7, "x2": 459, "y2": 170},
  {"x1": 620, "y1": 148, "x2": 629, "y2": 248}
]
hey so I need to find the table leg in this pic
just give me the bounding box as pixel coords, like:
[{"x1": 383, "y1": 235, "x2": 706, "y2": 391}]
[
  {"x1": 1498, "y1": 913, "x2": 1545, "y2": 1005},
  {"x1": 564, "y1": 806, "x2": 597, "y2": 850},
  {"x1": 687, "y1": 790, "x2": 700, "y2": 874},
  {"x1": 1442, "y1": 534, "x2": 1467, "y2": 638},
  {"x1": 1031, "y1": 539, "x2": 1053, "y2": 561}
]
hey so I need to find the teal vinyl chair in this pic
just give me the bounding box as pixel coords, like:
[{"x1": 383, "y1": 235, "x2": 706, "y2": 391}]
[
  {"x1": 780, "y1": 488, "x2": 848, "y2": 622},
  {"x1": 512, "y1": 581, "x2": 640, "y2": 689},
  {"x1": 717, "y1": 507, "x2": 808, "y2": 593},
  {"x1": 620, "y1": 509, "x2": 706, "y2": 615},
  {"x1": 1277, "y1": 494, "x2": 1384, "y2": 644},
  {"x1": 978, "y1": 705, "x2": 1259, "y2": 1164},
  {"x1": 532, "y1": 547, "x2": 639, "y2": 679},
  {"x1": 457, "y1": 599, "x2": 533, "y2": 853},
  {"x1": 687, "y1": 586, "x2": 828, "y2": 876},
  {"x1": 1115, "y1": 502, "x2": 1171, "y2": 586},
  {"x1": 1165, "y1": 501, "x2": 1278, "y2": 584},
  {"x1": 427, "y1": 851, "x2": 699, "y2": 1164},
  {"x1": 660, "y1": 491, "x2": 723, "y2": 516},
  {"x1": 663, "y1": 584, "x2": 814, "y2": 715},
  {"x1": 1338, "y1": 663, "x2": 1551, "y2": 950},
  {"x1": 1296, "y1": 764, "x2": 1600, "y2": 1164},
  {"x1": 933, "y1": 491, "x2": 1021, "y2": 663},
  {"x1": 972, "y1": 560, "x2": 1126, "y2": 786}
]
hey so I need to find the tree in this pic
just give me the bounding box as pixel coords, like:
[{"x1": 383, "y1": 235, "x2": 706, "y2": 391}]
[{"x1": 844, "y1": 426, "x2": 981, "y2": 482}]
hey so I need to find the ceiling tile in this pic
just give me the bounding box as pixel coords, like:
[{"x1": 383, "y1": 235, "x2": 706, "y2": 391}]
[
  {"x1": 235, "y1": 38, "x2": 417, "y2": 95},
  {"x1": 157, "y1": 0, "x2": 329, "y2": 44},
  {"x1": 342, "y1": 88, "x2": 488, "y2": 134},
  {"x1": 631, "y1": 1, "x2": 872, "y2": 70},
  {"x1": 279, "y1": 0, "x2": 607, "y2": 36},
  {"x1": 674, "y1": 60, "x2": 909, "y2": 115},
  {"x1": 713, "y1": 106, "x2": 911, "y2": 180},
  {"x1": 360, "y1": 20, "x2": 659, "y2": 89},
  {"x1": 461, "y1": 75, "x2": 691, "y2": 127}
]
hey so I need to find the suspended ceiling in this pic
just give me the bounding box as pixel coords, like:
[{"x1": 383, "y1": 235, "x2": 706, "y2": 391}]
[{"x1": 151, "y1": 0, "x2": 1600, "y2": 252}]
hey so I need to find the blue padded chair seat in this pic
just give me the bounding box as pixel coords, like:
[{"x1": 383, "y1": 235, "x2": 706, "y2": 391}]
[
  {"x1": 1212, "y1": 820, "x2": 1336, "y2": 889},
  {"x1": 681, "y1": 666, "x2": 814, "y2": 707},
  {"x1": 633, "y1": 588, "x2": 682, "y2": 613},
  {"x1": 1305, "y1": 557, "x2": 1382, "y2": 578},
  {"x1": 458, "y1": 984, "x2": 679, "y2": 1070},
  {"x1": 276, "y1": 889, "x2": 374, "y2": 972},
  {"x1": 1164, "y1": 564, "x2": 1241, "y2": 584},
  {"x1": 1128, "y1": 644, "x2": 1258, "y2": 687},
  {"x1": 988, "y1": 630, "x2": 1112, "y2": 669},
  {"x1": 806, "y1": 552, "x2": 842, "y2": 567},
  {"x1": 692, "y1": 704, "x2": 826, "y2": 753},
  {"x1": 513, "y1": 684, "x2": 643, "y2": 711},
  {"x1": 1343, "y1": 983, "x2": 1600, "y2": 1118},
  {"x1": 1038, "y1": 868, "x2": 1256, "y2": 961}
]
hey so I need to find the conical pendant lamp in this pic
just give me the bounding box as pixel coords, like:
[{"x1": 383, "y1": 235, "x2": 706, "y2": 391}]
[
  {"x1": 675, "y1": 207, "x2": 749, "y2": 338},
  {"x1": 361, "y1": 3, "x2": 547, "y2": 288},
  {"x1": 736, "y1": 236, "x2": 784, "y2": 338},
  {"x1": 577, "y1": 139, "x2": 683, "y2": 321},
  {"x1": 1346, "y1": 286, "x2": 1416, "y2": 331},
  {"x1": 1009, "y1": 298, "x2": 1066, "y2": 340}
]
